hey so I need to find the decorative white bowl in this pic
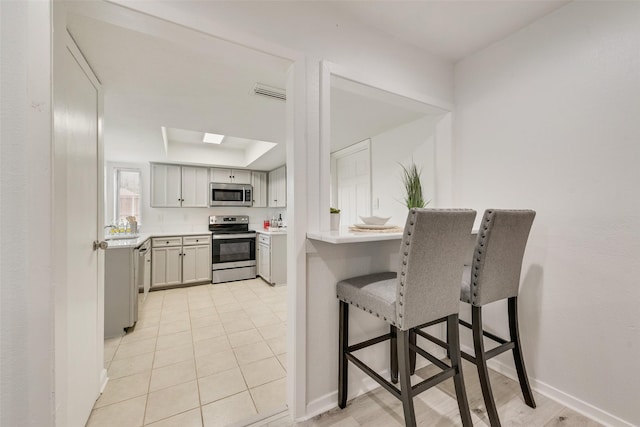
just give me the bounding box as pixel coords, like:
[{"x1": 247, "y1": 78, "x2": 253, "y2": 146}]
[{"x1": 359, "y1": 216, "x2": 391, "y2": 225}]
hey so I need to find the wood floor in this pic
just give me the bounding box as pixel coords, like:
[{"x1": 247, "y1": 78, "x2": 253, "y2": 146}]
[{"x1": 258, "y1": 359, "x2": 604, "y2": 427}]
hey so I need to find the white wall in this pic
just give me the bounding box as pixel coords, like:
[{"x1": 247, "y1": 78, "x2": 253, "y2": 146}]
[
  {"x1": 371, "y1": 115, "x2": 440, "y2": 226},
  {"x1": 0, "y1": 1, "x2": 54, "y2": 426},
  {"x1": 112, "y1": 0, "x2": 454, "y2": 107},
  {"x1": 453, "y1": 2, "x2": 640, "y2": 426}
]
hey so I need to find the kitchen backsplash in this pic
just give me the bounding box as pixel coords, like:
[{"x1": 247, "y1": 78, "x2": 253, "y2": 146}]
[{"x1": 139, "y1": 206, "x2": 286, "y2": 233}]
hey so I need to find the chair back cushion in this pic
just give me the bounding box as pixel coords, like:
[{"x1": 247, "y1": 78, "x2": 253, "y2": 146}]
[
  {"x1": 396, "y1": 209, "x2": 476, "y2": 330},
  {"x1": 470, "y1": 209, "x2": 536, "y2": 306}
]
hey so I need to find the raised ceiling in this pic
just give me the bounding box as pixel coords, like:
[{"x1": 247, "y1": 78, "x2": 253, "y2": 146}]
[{"x1": 65, "y1": 1, "x2": 570, "y2": 169}]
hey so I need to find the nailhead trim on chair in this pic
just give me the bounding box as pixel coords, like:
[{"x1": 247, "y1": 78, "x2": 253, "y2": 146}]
[
  {"x1": 397, "y1": 209, "x2": 418, "y2": 329},
  {"x1": 472, "y1": 210, "x2": 494, "y2": 303},
  {"x1": 336, "y1": 296, "x2": 396, "y2": 325}
]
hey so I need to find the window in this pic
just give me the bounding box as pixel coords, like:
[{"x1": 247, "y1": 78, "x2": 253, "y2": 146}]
[{"x1": 115, "y1": 168, "x2": 141, "y2": 224}]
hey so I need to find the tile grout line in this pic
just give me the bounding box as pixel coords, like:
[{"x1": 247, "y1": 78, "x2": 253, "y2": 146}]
[
  {"x1": 141, "y1": 290, "x2": 164, "y2": 426},
  {"x1": 224, "y1": 285, "x2": 260, "y2": 419},
  {"x1": 188, "y1": 285, "x2": 211, "y2": 427}
]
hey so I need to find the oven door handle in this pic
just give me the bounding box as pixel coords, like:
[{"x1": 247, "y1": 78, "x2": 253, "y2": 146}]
[{"x1": 212, "y1": 233, "x2": 257, "y2": 240}]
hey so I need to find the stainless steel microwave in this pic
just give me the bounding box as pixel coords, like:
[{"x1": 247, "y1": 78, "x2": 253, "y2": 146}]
[{"x1": 209, "y1": 182, "x2": 253, "y2": 207}]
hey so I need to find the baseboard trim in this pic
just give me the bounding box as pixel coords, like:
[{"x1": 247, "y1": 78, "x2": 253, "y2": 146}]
[
  {"x1": 460, "y1": 344, "x2": 635, "y2": 427},
  {"x1": 304, "y1": 368, "x2": 392, "y2": 421},
  {"x1": 303, "y1": 344, "x2": 634, "y2": 427},
  {"x1": 99, "y1": 368, "x2": 108, "y2": 394},
  {"x1": 303, "y1": 357, "x2": 437, "y2": 421}
]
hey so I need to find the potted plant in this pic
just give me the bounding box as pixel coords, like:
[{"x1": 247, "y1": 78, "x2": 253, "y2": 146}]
[
  {"x1": 330, "y1": 207, "x2": 341, "y2": 231},
  {"x1": 400, "y1": 161, "x2": 427, "y2": 209}
]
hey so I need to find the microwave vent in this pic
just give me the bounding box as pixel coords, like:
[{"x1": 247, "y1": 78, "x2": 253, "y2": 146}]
[{"x1": 253, "y1": 83, "x2": 286, "y2": 101}]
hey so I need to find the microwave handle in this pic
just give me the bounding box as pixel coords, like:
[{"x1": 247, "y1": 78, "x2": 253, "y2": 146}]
[{"x1": 243, "y1": 186, "x2": 246, "y2": 203}]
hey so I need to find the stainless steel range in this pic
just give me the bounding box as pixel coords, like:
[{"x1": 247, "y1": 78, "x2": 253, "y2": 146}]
[{"x1": 209, "y1": 215, "x2": 257, "y2": 284}]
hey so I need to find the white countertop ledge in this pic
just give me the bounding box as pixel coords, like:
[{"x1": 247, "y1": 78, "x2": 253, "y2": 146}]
[
  {"x1": 105, "y1": 231, "x2": 213, "y2": 249},
  {"x1": 257, "y1": 228, "x2": 288, "y2": 236},
  {"x1": 306, "y1": 229, "x2": 404, "y2": 244}
]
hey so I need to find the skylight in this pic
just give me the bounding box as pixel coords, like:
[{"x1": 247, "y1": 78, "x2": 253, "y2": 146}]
[{"x1": 203, "y1": 133, "x2": 225, "y2": 144}]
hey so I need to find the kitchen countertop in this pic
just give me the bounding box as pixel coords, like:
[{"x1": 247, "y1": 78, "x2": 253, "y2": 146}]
[
  {"x1": 105, "y1": 231, "x2": 213, "y2": 249},
  {"x1": 256, "y1": 228, "x2": 288, "y2": 236}
]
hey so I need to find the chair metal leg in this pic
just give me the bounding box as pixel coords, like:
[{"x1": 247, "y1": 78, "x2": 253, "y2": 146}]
[
  {"x1": 446, "y1": 316, "x2": 452, "y2": 360},
  {"x1": 473, "y1": 305, "x2": 501, "y2": 427},
  {"x1": 448, "y1": 314, "x2": 473, "y2": 427},
  {"x1": 409, "y1": 329, "x2": 417, "y2": 375},
  {"x1": 390, "y1": 325, "x2": 398, "y2": 384},
  {"x1": 397, "y1": 330, "x2": 417, "y2": 427},
  {"x1": 508, "y1": 297, "x2": 536, "y2": 408},
  {"x1": 338, "y1": 301, "x2": 349, "y2": 409}
]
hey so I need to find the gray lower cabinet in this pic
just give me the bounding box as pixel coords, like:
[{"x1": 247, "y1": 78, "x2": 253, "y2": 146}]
[
  {"x1": 257, "y1": 232, "x2": 287, "y2": 285},
  {"x1": 151, "y1": 235, "x2": 211, "y2": 288}
]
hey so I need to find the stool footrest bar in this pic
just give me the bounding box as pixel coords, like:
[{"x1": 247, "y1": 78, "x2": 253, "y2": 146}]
[
  {"x1": 411, "y1": 368, "x2": 456, "y2": 396},
  {"x1": 485, "y1": 342, "x2": 515, "y2": 360},
  {"x1": 345, "y1": 352, "x2": 401, "y2": 400},
  {"x1": 414, "y1": 329, "x2": 449, "y2": 351},
  {"x1": 459, "y1": 319, "x2": 507, "y2": 344},
  {"x1": 347, "y1": 333, "x2": 391, "y2": 353},
  {"x1": 410, "y1": 343, "x2": 450, "y2": 371}
]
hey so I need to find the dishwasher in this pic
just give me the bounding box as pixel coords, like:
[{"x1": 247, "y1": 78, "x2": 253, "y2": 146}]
[{"x1": 136, "y1": 239, "x2": 151, "y2": 301}]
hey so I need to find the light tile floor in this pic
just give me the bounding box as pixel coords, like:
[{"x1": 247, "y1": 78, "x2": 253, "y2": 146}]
[{"x1": 89, "y1": 278, "x2": 288, "y2": 427}]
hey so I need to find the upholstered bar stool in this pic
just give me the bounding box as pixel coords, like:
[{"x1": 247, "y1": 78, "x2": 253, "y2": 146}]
[
  {"x1": 439, "y1": 209, "x2": 536, "y2": 427},
  {"x1": 337, "y1": 209, "x2": 476, "y2": 427}
]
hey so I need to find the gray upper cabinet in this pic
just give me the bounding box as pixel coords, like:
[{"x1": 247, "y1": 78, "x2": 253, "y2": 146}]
[
  {"x1": 151, "y1": 163, "x2": 208, "y2": 208},
  {"x1": 181, "y1": 166, "x2": 209, "y2": 207},
  {"x1": 251, "y1": 171, "x2": 268, "y2": 208},
  {"x1": 151, "y1": 164, "x2": 182, "y2": 207},
  {"x1": 268, "y1": 165, "x2": 286, "y2": 208},
  {"x1": 210, "y1": 167, "x2": 251, "y2": 184}
]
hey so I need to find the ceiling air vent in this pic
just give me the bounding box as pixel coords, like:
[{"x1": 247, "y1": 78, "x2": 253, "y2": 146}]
[{"x1": 253, "y1": 83, "x2": 286, "y2": 101}]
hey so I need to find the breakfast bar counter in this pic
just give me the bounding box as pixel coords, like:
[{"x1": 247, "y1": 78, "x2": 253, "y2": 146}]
[{"x1": 306, "y1": 228, "x2": 404, "y2": 244}]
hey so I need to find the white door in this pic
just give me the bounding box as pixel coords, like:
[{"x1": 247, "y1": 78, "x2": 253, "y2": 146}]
[
  {"x1": 332, "y1": 141, "x2": 371, "y2": 227},
  {"x1": 53, "y1": 33, "x2": 103, "y2": 426}
]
